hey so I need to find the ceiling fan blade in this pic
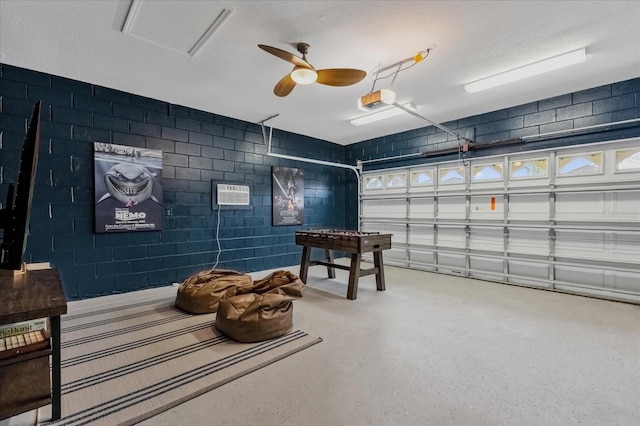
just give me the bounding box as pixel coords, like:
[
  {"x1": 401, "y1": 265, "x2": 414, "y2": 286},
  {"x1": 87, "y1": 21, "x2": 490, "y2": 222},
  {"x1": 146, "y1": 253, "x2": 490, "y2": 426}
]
[
  {"x1": 316, "y1": 69, "x2": 367, "y2": 86},
  {"x1": 274, "y1": 74, "x2": 296, "y2": 97},
  {"x1": 258, "y1": 44, "x2": 311, "y2": 68}
]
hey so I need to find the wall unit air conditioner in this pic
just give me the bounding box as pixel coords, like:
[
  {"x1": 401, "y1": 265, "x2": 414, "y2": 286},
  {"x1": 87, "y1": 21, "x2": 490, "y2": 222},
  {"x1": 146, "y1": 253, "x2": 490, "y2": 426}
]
[{"x1": 214, "y1": 183, "x2": 250, "y2": 206}]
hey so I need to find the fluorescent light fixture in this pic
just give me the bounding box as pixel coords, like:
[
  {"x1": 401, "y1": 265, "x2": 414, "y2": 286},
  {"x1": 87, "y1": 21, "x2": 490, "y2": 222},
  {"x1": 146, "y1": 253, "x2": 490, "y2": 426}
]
[
  {"x1": 350, "y1": 103, "x2": 417, "y2": 126},
  {"x1": 291, "y1": 67, "x2": 318, "y2": 85},
  {"x1": 464, "y1": 48, "x2": 586, "y2": 93}
]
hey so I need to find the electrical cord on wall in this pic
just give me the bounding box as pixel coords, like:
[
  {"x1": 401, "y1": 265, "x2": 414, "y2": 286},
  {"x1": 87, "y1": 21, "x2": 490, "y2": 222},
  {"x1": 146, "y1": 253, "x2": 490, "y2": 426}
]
[
  {"x1": 458, "y1": 138, "x2": 469, "y2": 167},
  {"x1": 212, "y1": 204, "x2": 222, "y2": 270}
]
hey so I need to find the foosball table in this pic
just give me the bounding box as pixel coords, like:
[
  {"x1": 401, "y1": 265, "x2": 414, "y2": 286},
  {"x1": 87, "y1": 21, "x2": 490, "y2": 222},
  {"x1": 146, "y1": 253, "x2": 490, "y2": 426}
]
[{"x1": 295, "y1": 229, "x2": 392, "y2": 300}]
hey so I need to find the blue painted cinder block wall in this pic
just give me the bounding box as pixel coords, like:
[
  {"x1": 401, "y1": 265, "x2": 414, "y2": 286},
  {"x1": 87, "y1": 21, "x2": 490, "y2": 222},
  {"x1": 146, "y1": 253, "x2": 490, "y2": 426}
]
[
  {"x1": 0, "y1": 64, "x2": 347, "y2": 299},
  {"x1": 1, "y1": 63, "x2": 638, "y2": 299}
]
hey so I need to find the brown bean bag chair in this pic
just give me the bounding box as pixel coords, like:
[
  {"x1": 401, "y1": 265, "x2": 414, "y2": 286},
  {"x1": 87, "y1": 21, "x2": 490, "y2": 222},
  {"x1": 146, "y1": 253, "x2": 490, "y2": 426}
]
[
  {"x1": 227, "y1": 270, "x2": 305, "y2": 298},
  {"x1": 215, "y1": 270, "x2": 305, "y2": 342},
  {"x1": 175, "y1": 269, "x2": 253, "y2": 314}
]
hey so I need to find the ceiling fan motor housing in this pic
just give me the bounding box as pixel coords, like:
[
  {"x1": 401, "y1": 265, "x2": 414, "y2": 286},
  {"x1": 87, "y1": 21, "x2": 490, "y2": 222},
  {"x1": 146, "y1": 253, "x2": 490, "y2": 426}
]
[{"x1": 296, "y1": 43, "x2": 311, "y2": 55}]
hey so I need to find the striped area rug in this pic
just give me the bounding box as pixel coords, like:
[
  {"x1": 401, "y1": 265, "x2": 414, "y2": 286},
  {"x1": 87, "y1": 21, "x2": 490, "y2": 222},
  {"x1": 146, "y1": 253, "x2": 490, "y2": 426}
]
[{"x1": 38, "y1": 297, "x2": 321, "y2": 426}]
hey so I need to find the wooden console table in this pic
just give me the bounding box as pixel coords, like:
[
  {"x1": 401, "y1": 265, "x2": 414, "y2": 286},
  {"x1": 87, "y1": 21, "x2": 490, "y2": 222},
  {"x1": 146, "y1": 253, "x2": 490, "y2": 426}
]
[
  {"x1": 0, "y1": 268, "x2": 67, "y2": 421},
  {"x1": 295, "y1": 229, "x2": 392, "y2": 300}
]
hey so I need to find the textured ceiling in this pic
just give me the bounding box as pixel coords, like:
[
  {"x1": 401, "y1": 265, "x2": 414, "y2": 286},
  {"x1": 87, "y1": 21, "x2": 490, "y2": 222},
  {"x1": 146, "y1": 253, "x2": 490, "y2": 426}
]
[{"x1": 1, "y1": 0, "x2": 639, "y2": 145}]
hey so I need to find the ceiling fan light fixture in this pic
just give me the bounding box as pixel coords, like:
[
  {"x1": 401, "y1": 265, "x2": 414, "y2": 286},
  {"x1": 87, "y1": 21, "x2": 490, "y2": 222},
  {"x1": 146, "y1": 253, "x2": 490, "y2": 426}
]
[
  {"x1": 259, "y1": 43, "x2": 365, "y2": 95},
  {"x1": 291, "y1": 67, "x2": 318, "y2": 85}
]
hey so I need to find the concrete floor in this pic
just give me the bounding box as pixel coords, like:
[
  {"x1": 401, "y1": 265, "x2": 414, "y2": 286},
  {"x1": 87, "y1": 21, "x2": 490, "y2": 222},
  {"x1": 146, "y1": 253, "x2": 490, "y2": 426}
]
[{"x1": 3, "y1": 262, "x2": 640, "y2": 426}]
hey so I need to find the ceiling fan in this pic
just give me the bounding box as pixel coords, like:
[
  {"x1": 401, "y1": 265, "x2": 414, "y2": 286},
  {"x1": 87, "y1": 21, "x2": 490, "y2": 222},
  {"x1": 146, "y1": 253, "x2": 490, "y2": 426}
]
[{"x1": 258, "y1": 43, "x2": 366, "y2": 97}]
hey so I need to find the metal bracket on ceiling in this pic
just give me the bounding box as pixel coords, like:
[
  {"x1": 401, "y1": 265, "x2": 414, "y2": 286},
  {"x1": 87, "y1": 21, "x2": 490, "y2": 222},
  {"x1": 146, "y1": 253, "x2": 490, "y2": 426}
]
[
  {"x1": 257, "y1": 114, "x2": 362, "y2": 179},
  {"x1": 257, "y1": 113, "x2": 363, "y2": 231},
  {"x1": 258, "y1": 114, "x2": 279, "y2": 153}
]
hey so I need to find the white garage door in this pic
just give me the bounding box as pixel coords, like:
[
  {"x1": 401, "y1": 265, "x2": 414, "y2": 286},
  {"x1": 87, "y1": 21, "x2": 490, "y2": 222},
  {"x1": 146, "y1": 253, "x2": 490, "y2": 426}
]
[{"x1": 360, "y1": 138, "x2": 640, "y2": 303}]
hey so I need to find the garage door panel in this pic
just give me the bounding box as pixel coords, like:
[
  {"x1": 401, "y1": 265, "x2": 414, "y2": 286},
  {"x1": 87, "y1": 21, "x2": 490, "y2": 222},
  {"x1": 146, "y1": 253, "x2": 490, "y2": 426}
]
[
  {"x1": 556, "y1": 230, "x2": 639, "y2": 263},
  {"x1": 362, "y1": 223, "x2": 405, "y2": 245},
  {"x1": 362, "y1": 199, "x2": 385, "y2": 218},
  {"x1": 362, "y1": 247, "x2": 407, "y2": 265},
  {"x1": 386, "y1": 248, "x2": 408, "y2": 263},
  {"x1": 362, "y1": 199, "x2": 406, "y2": 218},
  {"x1": 508, "y1": 194, "x2": 549, "y2": 221},
  {"x1": 409, "y1": 198, "x2": 434, "y2": 219},
  {"x1": 409, "y1": 249, "x2": 435, "y2": 268},
  {"x1": 508, "y1": 229, "x2": 549, "y2": 256},
  {"x1": 470, "y1": 256, "x2": 503, "y2": 274},
  {"x1": 556, "y1": 190, "x2": 640, "y2": 223},
  {"x1": 612, "y1": 232, "x2": 640, "y2": 261},
  {"x1": 388, "y1": 224, "x2": 407, "y2": 245},
  {"x1": 408, "y1": 225, "x2": 434, "y2": 247},
  {"x1": 437, "y1": 227, "x2": 466, "y2": 249},
  {"x1": 508, "y1": 260, "x2": 550, "y2": 280},
  {"x1": 437, "y1": 253, "x2": 466, "y2": 270},
  {"x1": 609, "y1": 190, "x2": 640, "y2": 223},
  {"x1": 611, "y1": 270, "x2": 640, "y2": 292},
  {"x1": 470, "y1": 195, "x2": 504, "y2": 220},
  {"x1": 469, "y1": 227, "x2": 503, "y2": 252},
  {"x1": 555, "y1": 265, "x2": 604, "y2": 287},
  {"x1": 555, "y1": 230, "x2": 604, "y2": 261},
  {"x1": 437, "y1": 196, "x2": 466, "y2": 219},
  {"x1": 556, "y1": 192, "x2": 605, "y2": 222}
]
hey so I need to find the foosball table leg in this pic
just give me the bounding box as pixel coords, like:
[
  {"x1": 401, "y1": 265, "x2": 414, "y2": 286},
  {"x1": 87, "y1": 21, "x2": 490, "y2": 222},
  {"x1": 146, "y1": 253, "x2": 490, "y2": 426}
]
[
  {"x1": 347, "y1": 253, "x2": 362, "y2": 300},
  {"x1": 325, "y1": 249, "x2": 336, "y2": 278},
  {"x1": 299, "y1": 245, "x2": 311, "y2": 283},
  {"x1": 373, "y1": 251, "x2": 386, "y2": 291}
]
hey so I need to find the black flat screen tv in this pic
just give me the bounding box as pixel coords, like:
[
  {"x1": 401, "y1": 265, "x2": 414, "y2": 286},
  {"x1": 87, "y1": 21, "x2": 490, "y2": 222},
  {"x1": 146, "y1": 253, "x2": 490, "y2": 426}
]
[{"x1": 0, "y1": 101, "x2": 41, "y2": 271}]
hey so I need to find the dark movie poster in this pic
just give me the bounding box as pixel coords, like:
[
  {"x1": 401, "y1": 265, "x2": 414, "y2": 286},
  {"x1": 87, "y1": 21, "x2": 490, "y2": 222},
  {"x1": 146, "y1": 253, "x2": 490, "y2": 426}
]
[
  {"x1": 94, "y1": 142, "x2": 163, "y2": 233},
  {"x1": 272, "y1": 166, "x2": 304, "y2": 226}
]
